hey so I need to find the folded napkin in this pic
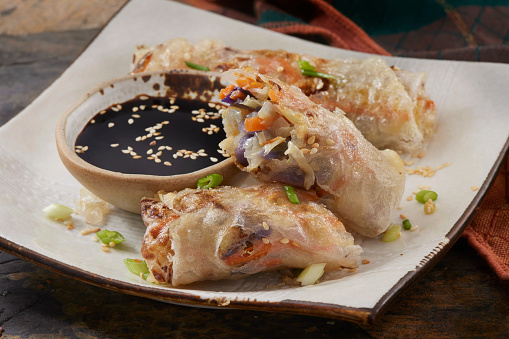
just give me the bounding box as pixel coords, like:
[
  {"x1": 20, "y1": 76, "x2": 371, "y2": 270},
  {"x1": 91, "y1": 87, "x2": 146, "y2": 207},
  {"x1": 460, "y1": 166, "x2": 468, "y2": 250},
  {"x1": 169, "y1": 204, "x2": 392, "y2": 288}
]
[{"x1": 181, "y1": 0, "x2": 509, "y2": 280}]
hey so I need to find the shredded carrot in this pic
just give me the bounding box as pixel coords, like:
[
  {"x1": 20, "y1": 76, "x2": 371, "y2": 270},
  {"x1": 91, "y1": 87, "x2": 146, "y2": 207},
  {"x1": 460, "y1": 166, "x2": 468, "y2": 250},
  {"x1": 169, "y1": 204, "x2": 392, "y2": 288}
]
[
  {"x1": 248, "y1": 82, "x2": 264, "y2": 89},
  {"x1": 219, "y1": 84, "x2": 235, "y2": 99},
  {"x1": 229, "y1": 89, "x2": 247, "y2": 101},
  {"x1": 268, "y1": 89, "x2": 278, "y2": 102},
  {"x1": 244, "y1": 116, "x2": 266, "y2": 132},
  {"x1": 223, "y1": 241, "x2": 271, "y2": 266},
  {"x1": 236, "y1": 77, "x2": 255, "y2": 88}
]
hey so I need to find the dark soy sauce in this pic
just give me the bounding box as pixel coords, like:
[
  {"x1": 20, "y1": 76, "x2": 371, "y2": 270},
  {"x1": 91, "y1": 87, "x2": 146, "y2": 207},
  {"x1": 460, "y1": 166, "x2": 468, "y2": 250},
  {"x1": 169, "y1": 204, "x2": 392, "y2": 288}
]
[{"x1": 75, "y1": 95, "x2": 229, "y2": 176}]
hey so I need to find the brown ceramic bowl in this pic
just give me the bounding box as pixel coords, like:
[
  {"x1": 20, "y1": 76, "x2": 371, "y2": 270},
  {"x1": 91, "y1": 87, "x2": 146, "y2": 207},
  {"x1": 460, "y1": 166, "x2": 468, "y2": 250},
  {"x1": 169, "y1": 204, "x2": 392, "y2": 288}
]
[{"x1": 56, "y1": 70, "x2": 238, "y2": 214}]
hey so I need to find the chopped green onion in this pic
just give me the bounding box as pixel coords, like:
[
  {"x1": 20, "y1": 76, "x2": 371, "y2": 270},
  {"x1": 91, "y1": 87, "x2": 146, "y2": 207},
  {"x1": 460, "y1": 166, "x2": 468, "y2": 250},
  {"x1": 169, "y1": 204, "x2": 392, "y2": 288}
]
[
  {"x1": 96, "y1": 230, "x2": 126, "y2": 244},
  {"x1": 402, "y1": 219, "x2": 412, "y2": 230},
  {"x1": 42, "y1": 203, "x2": 73, "y2": 221},
  {"x1": 124, "y1": 258, "x2": 149, "y2": 275},
  {"x1": 415, "y1": 190, "x2": 438, "y2": 203},
  {"x1": 283, "y1": 185, "x2": 300, "y2": 204},
  {"x1": 197, "y1": 173, "x2": 223, "y2": 189},
  {"x1": 296, "y1": 263, "x2": 326, "y2": 286},
  {"x1": 298, "y1": 60, "x2": 335, "y2": 79},
  {"x1": 184, "y1": 61, "x2": 210, "y2": 71},
  {"x1": 301, "y1": 70, "x2": 335, "y2": 79},
  {"x1": 297, "y1": 60, "x2": 315, "y2": 71},
  {"x1": 381, "y1": 225, "x2": 401, "y2": 242}
]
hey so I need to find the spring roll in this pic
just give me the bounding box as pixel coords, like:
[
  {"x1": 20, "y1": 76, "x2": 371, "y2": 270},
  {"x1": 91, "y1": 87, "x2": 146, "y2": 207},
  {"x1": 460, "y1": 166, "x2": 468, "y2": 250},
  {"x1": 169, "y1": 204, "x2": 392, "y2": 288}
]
[
  {"x1": 140, "y1": 184, "x2": 362, "y2": 286},
  {"x1": 219, "y1": 68, "x2": 406, "y2": 237},
  {"x1": 132, "y1": 38, "x2": 436, "y2": 153}
]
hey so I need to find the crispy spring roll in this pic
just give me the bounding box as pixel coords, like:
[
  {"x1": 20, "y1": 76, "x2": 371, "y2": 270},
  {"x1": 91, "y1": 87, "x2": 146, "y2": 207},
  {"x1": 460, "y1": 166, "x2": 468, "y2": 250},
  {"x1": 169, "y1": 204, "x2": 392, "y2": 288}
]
[
  {"x1": 140, "y1": 184, "x2": 362, "y2": 286},
  {"x1": 218, "y1": 68, "x2": 406, "y2": 237},
  {"x1": 132, "y1": 38, "x2": 436, "y2": 153}
]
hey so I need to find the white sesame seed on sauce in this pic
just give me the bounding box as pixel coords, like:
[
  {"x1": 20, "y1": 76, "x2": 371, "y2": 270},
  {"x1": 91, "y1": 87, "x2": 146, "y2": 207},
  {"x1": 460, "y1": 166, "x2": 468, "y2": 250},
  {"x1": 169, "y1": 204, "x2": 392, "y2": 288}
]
[
  {"x1": 165, "y1": 146, "x2": 172, "y2": 151},
  {"x1": 154, "y1": 158, "x2": 162, "y2": 163},
  {"x1": 155, "y1": 136, "x2": 164, "y2": 140},
  {"x1": 108, "y1": 122, "x2": 115, "y2": 128},
  {"x1": 139, "y1": 95, "x2": 149, "y2": 100},
  {"x1": 127, "y1": 146, "x2": 133, "y2": 151},
  {"x1": 121, "y1": 149, "x2": 130, "y2": 154},
  {"x1": 277, "y1": 66, "x2": 284, "y2": 72},
  {"x1": 158, "y1": 146, "x2": 165, "y2": 151},
  {"x1": 325, "y1": 138, "x2": 335, "y2": 145},
  {"x1": 280, "y1": 238, "x2": 290, "y2": 244},
  {"x1": 132, "y1": 107, "x2": 139, "y2": 112},
  {"x1": 471, "y1": 186, "x2": 479, "y2": 191},
  {"x1": 90, "y1": 119, "x2": 96, "y2": 124},
  {"x1": 210, "y1": 157, "x2": 218, "y2": 163},
  {"x1": 128, "y1": 118, "x2": 134, "y2": 125},
  {"x1": 262, "y1": 238, "x2": 270, "y2": 244},
  {"x1": 110, "y1": 143, "x2": 119, "y2": 148},
  {"x1": 133, "y1": 155, "x2": 142, "y2": 159},
  {"x1": 164, "y1": 161, "x2": 172, "y2": 166},
  {"x1": 307, "y1": 136, "x2": 316, "y2": 145},
  {"x1": 111, "y1": 107, "x2": 119, "y2": 112},
  {"x1": 170, "y1": 105, "x2": 179, "y2": 109},
  {"x1": 262, "y1": 222, "x2": 269, "y2": 230},
  {"x1": 208, "y1": 103, "x2": 216, "y2": 108},
  {"x1": 135, "y1": 136, "x2": 142, "y2": 142},
  {"x1": 173, "y1": 154, "x2": 178, "y2": 159},
  {"x1": 99, "y1": 110, "x2": 106, "y2": 115},
  {"x1": 162, "y1": 120, "x2": 169, "y2": 125},
  {"x1": 310, "y1": 148, "x2": 318, "y2": 155},
  {"x1": 311, "y1": 142, "x2": 320, "y2": 148},
  {"x1": 132, "y1": 114, "x2": 141, "y2": 118},
  {"x1": 116, "y1": 104, "x2": 122, "y2": 110},
  {"x1": 155, "y1": 151, "x2": 162, "y2": 156},
  {"x1": 140, "y1": 105, "x2": 146, "y2": 110},
  {"x1": 147, "y1": 149, "x2": 153, "y2": 155}
]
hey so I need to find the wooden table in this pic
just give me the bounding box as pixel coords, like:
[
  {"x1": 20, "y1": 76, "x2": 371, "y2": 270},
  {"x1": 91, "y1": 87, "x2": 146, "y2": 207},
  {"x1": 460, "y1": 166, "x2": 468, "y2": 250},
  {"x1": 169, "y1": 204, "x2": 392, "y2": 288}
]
[{"x1": 1, "y1": 1, "x2": 508, "y2": 337}]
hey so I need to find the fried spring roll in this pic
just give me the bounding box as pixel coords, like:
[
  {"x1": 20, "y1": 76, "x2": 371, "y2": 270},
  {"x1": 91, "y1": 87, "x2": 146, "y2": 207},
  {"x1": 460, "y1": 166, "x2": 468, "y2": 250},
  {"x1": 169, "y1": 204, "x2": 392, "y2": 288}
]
[
  {"x1": 219, "y1": 68, "x2": 406, "y2": 237},
  {"x1": 132, "y1": 38, "x2": 436, "y2": 153},
  {"x1": 140, "y1": 184, "x2": 362, "y2": 286}
]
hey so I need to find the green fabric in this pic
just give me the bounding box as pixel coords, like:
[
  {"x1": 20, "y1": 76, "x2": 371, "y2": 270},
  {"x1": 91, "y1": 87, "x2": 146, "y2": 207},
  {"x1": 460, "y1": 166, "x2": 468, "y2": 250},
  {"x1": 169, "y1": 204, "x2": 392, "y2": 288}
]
[{"x1": 331, "y1": 0, "x2": 509, "y2": 36}]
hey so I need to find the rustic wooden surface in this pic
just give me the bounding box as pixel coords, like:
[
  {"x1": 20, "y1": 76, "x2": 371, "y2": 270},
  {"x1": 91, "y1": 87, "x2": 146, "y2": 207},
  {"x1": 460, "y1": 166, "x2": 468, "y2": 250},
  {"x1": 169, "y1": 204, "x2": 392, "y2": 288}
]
[{"x1": 1, "y1": 1, "x2": 508, "y2": 337}]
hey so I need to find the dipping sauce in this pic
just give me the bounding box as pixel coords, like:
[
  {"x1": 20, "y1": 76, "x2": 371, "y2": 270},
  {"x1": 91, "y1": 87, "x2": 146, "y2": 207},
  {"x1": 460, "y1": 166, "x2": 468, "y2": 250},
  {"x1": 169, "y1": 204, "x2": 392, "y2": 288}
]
[{"x1": 75, "y1": 95, "x2": 230, "y2": 176}]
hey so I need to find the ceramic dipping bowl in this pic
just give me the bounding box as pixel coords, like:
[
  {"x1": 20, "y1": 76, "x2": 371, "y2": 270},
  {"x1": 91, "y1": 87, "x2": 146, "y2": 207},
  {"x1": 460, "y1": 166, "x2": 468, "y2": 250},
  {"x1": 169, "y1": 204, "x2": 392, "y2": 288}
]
[{"x1": 56, "y1": 70, "x2": 238, "y2": 214}]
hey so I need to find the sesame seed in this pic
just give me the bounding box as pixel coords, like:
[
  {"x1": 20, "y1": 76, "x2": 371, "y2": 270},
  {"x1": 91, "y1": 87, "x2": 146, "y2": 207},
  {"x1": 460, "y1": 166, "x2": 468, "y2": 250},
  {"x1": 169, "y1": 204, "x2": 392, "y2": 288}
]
[
  {"x1": 325, "y1": 138, "x2": 335, "y2": 145},
  {"x1": 132, "y1": 107, "x2": 139, "y2": 112},
  {"x1": 154, "y1": 158, "x2": 161, "y2": 163},
  {"x1": 362, "y1": 259, "x2": 370, "y2": 264},
  {"x1": 280, "y1": 238, "x2": 289, "y2": 244},
  {"x1": 128, "y1": 118, "x2": 134, "y2": 124},
  {"x1": 155, "y1": 136, "x2": 164, "y2": 140},
  {"x1": 197, "y1": 118, "x2": 204, "y2": 123},
  {"x1": 162, "y1": 121, "x2": 169, "y2": 125},
  {"x1": 210, "y1": 157, "x2": 218, "y2": 162},
  {"x1": 158, "y1": 146, "x2": 165, "y2": 150},
  {"x1": 262, "y1": 238, "x2": 270, "y2": 244},
  {"x1": 80, "y1": 226, "x2": 100, "y2": 235},
  {"x1": 101, "y1": 246, "x2": 110, "y2": 253},
  {"x1": 277, "y1": 66, "x2": 284, "y2": 72},
  {"x1": 129, "y1": 151, "x2": 137, "y2": 156},
  {"x1": 92, "y1": 236, "x2": 99, "y2": 242},
  {"x1": 263, "y1": 222, "x2": 269, "y2": 230},
  {"x1": 400, "y1": 214, "x2": 407, "y2": 220},
  {"x1": 155, "y1": 151, "x2": 162, "y2": 156},
  {"x1": 116, "y1": 104, "x2": 122, "y2": 110},
  {"x1": 99, "y1": 110, "x2": 106, "y2": 115},
  {"x1": 127, "y1": 146, "x2": 133, "y2": 151},
  {"x1": 121, "y1": 149, "x2": 130, "y2": 154},
  {"x1": 91, "y1": 119, "x2": 95, "y2": 124},
  {"x1": 301, "y1": 148, "x2": 310, "y2": 154},
  {"x1": 311, "y1": 142, "x2": 319, "y2": 148},
  {"x1": 406, "y1": 195, "x2": 413, "y2": 201},
  {"x1": 140, "y1": 105, "x2": 146, "y2": 110},
  {"x1": 307, "y1": 136, "x2": 315, "y2": 145},
  {"x1": 150, "y1": 141, "x2": 156, "y2": 146},
  {"x1": 173, "y1": 154, "x2": 178, "y2": 159},
  {"x1": 471, "y1": 186, "x2": 479, "y2": 191},
  {"x1": 147, "y1": 149, "x2": 153, "y2": 155},
  {"x1": 108, "y1": 122, "x2": 114, "y2": 128},
  {"x1": 109, "y1": 242, "x2": 116, "y2": 247},
  {"x1": 111, "y1": 107, "x2": 119, "y2": 112},
  {"x1": 164, "y1": 161, "x2": 172, "y2": 166},
  {"x1": 110, "y1": 143, "x2": 119, "y2": 147},
  {"x1": 165, "y1": 146, "x2": 172, "y2": 151},
  {"x1": 133, "y1": 155, "x2": 142, "y2": 159},
  {"x1": 135, "y1": 136, "x2": 141, "y2": 141},
  {"x1": 310, "y1": 148, "x2": 318, "y2": 155},
  {"x1": 170, "y1": 105, "x2": 179, "y2": 109}
]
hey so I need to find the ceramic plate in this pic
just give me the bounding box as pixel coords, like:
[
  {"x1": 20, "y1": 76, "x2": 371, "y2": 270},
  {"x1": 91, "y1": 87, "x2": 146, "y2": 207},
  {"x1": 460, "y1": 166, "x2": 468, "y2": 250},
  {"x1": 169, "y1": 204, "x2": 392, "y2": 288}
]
[{"x1": 1, "y1": 0, "x2": 508, "y2": 324}]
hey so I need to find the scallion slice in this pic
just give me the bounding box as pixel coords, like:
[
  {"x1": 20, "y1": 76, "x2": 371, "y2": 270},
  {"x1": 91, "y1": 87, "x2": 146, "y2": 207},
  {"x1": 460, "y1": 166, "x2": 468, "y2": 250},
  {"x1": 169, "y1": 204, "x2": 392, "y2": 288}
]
[
  {"x1": 42, "y1": 203, "x2": 73, "y2": 221},
  {"x1": 96, "y1": 229, "x2": 126, "y2": 244},
  {"x1": 402, "y1": 219, "x2": 412, "y2": 230},
  {"x1": 381, "y1": 225, "x2": 401, "y2": 242},
  {"x1": 283, "y1": 185, "x2": 300, "y2": 204},
  {"x1": 298, "y1": 60, "x2": 334, "y2": 79},
  {"x1": 296, "y1": 263, "x2": 326, "y2": 286},
  {"x1": 184, "y1": 61, "x2": 210, "y2": 71},
  {"x1": 124, "y1": 258, "x2": 149, "y2": 275},
  {"x1": 415, "y1": 190, "x2": 438, "y2": 203},
  {"x1": 197, "y1": 173, "x2": 223, "y2": 189}
]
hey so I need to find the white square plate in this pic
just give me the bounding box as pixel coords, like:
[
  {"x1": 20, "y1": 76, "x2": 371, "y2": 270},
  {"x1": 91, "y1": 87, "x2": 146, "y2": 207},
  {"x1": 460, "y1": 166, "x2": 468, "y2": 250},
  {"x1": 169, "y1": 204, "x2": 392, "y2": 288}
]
[{"x1": 1, "y1": 0, "x2": 508, "y2": 324}]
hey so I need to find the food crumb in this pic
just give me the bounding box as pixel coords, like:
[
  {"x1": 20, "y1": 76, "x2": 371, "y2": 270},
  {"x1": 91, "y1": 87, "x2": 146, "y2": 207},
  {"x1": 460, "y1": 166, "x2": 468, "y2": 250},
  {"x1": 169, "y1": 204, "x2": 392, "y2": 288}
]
[
  {"x1": 406, "y1": 195, "x2": 413, "y2": 201},
  {"x1": 471, "y1": 186, "x2": 479, "y2": 191},
  {"x1": 399, "y1": 214, "x2": 407, "y2": 220},
  {"x1": 362, "y1": 259, "x2": 370, "y2": 264},
  {"x1": 80, "y1": 225, "x2": 100, "y2": 235}
]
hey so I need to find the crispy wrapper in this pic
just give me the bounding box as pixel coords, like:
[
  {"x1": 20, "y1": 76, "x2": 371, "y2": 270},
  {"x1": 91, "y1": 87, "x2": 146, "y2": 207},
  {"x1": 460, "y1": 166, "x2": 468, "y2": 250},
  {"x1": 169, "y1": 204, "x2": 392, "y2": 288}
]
[
  {"x1": 140, "y1": 184, "x2": 362, "y2": 286},
  {"x1": 219, "y1": 68, "x2": 406, "y2": 237},
  {"x1": 132, "y1": 38, "x2": 436, "y2": 153}
]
